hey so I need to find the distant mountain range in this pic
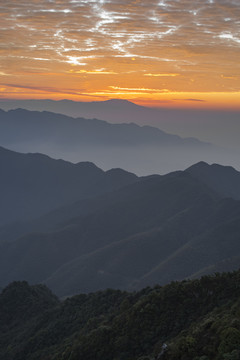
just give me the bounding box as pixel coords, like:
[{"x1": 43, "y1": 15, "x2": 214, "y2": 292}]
[
  {"x1": 0, "y1": 99, "x2": 147, "y2": 121},
  {"x1": 0, "y1": 108, "x2": 227, "y2": 175},
  {"x1": 1, "y1": 98, "x2": 240, "y2": 153},
  {"x1": 0, "y1": 108, "x2": 205, "y2": 147},
  {"x1": 0, "y1": 146, "x2": 240, "y2": 296}
]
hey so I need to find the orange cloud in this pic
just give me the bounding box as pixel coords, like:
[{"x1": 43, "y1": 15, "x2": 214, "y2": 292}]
[
  {"x1": 144, "y1": 73, "x2": 180, "y2": 77},
  {"x1": 69, "y1": 69, "x2": 117, "y2": 75},
  {"x1": 0, "y1": 0, "x2": 239, "y2": 108}
]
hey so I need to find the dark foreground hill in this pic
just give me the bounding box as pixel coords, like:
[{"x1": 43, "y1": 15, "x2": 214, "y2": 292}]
[
  {"x1": 1, "y1": 271, "x2": 240, "y2": 360},
  {"x1": 0, "y1": 146, "x2": 137, "y2": 225},
  {"x1": 1, "y1": 158, "x2": 240, "y2": 296}
]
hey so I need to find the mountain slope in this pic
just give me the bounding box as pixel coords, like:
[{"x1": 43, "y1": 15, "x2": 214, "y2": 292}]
[
  {"x1": 1, "y1": 271, "x2": 240, "y2": 360},
  {"x1": 1, "y1": 166, "x2": 240, "y2": 296},
  {"x1": 44, "y1": 196, "x2": 240, "y2": 296},
  {"x1": 1, "y1": 148, "x2": 240, "y2": 296},
  {"x1": 0, "y1": 171, "x2": 213, "y2": 287},
  {"x1": 0, "y1": 146, "x2": 138, "y2": 225},
  {"x1": 186, "y1": 161, "x2": 240, "y2": 200},
  {"x1": 4, "y1": 160, "x2": 239, "y2": 243}
]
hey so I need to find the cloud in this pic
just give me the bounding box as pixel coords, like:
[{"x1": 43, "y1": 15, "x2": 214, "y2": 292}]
[
  {"x1": 0, "y1": 0, "x2": 240, "y2": 105},
  {"x1": 221, "y1": 75, "x2": 238, "y2": 80},
  {"x1": 0, "y1": 82, "x2": 79, "y2": 94},
  {"x1": 144, "y1": 73, "x2": 180, "y2": 77},
  {"x1": 109, "y1": 86, "x2": 169, "y2": 92},
  {"x1": 0, "y1": 82, "x2": 95, "y2": 97},
  {"x1": 182, "y1": 98, "x2": 206, "y2": 102},
  {"x1": 69, "y1": 69, "x2": 117, "y2": 74},
  {"x1": 2, "y1": 0, "x2": 240, "y2": 62}
]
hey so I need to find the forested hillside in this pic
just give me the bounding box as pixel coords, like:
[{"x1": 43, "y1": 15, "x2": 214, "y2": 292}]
[{"x1": 1, "y1": 270, "x2": 240, "y2": 360}]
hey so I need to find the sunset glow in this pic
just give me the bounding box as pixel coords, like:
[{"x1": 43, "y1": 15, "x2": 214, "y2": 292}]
[{"x1": 1, "y1": 0, "x2": 240, "y2": 108}]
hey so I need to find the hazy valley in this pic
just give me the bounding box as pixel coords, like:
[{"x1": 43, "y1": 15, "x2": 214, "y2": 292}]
[
  {"x1": 0, "y1": 106, "x2": 238, "y2": 175},
  {"x1": 1, "y1": 99, "x2": 240, "y2": 152}
]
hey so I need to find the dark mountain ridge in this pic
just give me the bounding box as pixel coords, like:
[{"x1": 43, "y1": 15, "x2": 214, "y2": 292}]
[
  {"x1": 1, "y1": 161, "x2": 240, "y2": 296},
  {"x1": 186, "y1": 161, "x2": 240, "y2": 200},
  {"x1": 1, "y1": 144, "x2": 240, "y2": 296},
  {"x1": 3, "y1": 159, "x2": 239, "y2": 244},
  {"x1": 0, "y1": 145, "x2": 138, "y2": 225}
]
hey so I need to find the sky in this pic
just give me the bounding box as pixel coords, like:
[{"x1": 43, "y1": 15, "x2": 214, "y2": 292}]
[{"x1": 0, "y1": 0, "x2": 240, "y2": 109}]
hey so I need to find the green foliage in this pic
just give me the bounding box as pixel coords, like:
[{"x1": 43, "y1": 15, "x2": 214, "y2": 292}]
[
  {"x1": 218, "y1": 327, "x2": 240, "y2": 357},
  {"x1": 223, "y1": 350, "x2": 240, "y2": 360},
  {"x1": 1, "y1": 270, "x2": 240, "y2": 360}
]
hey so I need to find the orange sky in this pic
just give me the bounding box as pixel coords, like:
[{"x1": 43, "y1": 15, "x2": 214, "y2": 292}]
[{"x1": 0, "y1": 0, "x2": 240, "y2": 109}]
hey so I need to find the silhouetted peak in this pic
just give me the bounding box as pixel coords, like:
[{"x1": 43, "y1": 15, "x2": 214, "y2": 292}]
[
  {"x1": 105, "y1": 99, "x2": 133, "y2": 104},
  {"x1": 210, "y1": 163, "x2": 237, "y2": 174},
  {"x1": 0, "y1": 281, "x2": 59, "y2": 321},
  {"x1": 186, "y1": 161, "x2": 240, "y2": 200},
  {"x1": 0, "y1": 145, "x2": 24, "y2": 159},
  {"x1": 106, "y1": 168, "x2": 138, "y2": 181},
  {"x1": 186, "y1": 161, "x2": 210, "y2": 171},
  {"x1": 103, "y1": 99, "x2": 141, "y2": 108},
  {"x1": 0, "y1": 145, "x2": 12, "y2": 153},
  {"x1": 8, "y1": 108, "x2": 29, "y2": 114},
  {"x1": 75, "y1": 161, "x2": 104, "y2": 174},
  {"x1": 186, "y1": 161, "x2": 238, "y2": 175},
  {"x1": 1, "y1": 281, "x2": 57, "y2": 299}
]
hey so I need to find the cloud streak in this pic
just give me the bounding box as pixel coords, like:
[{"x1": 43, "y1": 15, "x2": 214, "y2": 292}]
[
  {"x1": 0, "y1": 0, "x2": 239, "y2": 107},
  {"x1": 144, "y1": 73, "x2": 180, "y2": 77}
]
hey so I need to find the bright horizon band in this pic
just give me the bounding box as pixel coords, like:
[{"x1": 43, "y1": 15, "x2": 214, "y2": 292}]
[{"x1": 0, "y1": 0, "x2": 239, "y2": 109}]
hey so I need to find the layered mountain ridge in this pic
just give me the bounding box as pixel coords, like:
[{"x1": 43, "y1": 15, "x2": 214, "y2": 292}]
[
  {"x1": 0, "y1": 145, "x2": 137, "y2": 225},
  {"x1": 0, "y1": 108, "x2": 220, "y2": 175},
  {"x1": 0, "y1": 146, "x2": 240, "y2": 296}
]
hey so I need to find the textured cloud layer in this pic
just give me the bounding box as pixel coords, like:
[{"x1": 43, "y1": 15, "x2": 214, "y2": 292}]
[{"x1": 0, "y1": 0, "x2": 239, "y2": 106}]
